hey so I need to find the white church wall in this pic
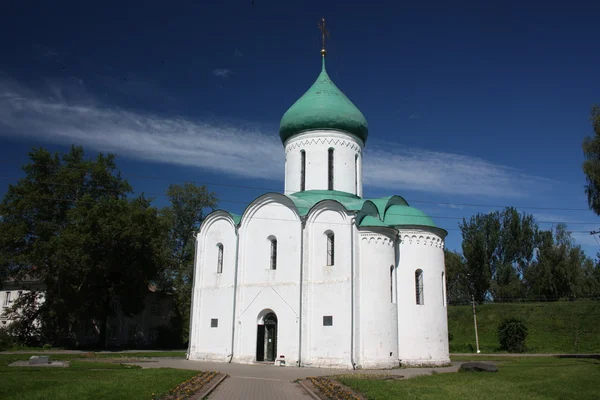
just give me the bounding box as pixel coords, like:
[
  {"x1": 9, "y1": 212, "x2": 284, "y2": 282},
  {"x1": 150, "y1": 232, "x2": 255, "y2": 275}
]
[
  {"x1": 284, "y1": 130, "x2": 364, "y2": 196},
  {"x1": 396, "y1": 229, "x2": 449, "y2": 366},
  {"x1": 188, "y1": 214, "x2": 237, "y2": 361},
  {"x1": 357, "y1": 228, "x2": 399, "y2": 369},
  {"x1": 233, "y1": 194, "x2": 302, "y2": 365},
  {"x1": 302, "y1": 203, "x2": 353, "y2": 368}
]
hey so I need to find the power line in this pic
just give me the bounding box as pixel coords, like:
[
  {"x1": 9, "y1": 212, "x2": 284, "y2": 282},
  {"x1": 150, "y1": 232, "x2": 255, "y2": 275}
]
[
  {"x1": 0, "y1": 171, "x2": 594, "y2": 213},
  {"x1": 1, "y1": 192, "x2": 598, "y2": 233}
]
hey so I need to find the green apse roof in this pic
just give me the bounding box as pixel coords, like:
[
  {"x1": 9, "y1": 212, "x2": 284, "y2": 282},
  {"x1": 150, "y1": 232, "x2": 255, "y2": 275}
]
[
  {"x1": 383, "y1": 204, "x2": 436, "y2": 227},
  {"x1": 279, "y1": 57, "x2": 369, "y2": 144}
]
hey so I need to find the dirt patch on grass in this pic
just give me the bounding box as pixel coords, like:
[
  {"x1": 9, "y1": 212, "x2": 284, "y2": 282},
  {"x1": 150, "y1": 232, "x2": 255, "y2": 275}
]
[
  {"x1": 302, "y1": 376, "x2": 367, "y2": 400},
  {"x1": 152, "y1": 371, "x2": 225, "y2": 400}
]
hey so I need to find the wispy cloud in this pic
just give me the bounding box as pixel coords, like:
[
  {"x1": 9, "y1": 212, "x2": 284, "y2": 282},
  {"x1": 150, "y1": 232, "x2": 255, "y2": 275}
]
[
  {"x1": 212, "y1": 68, "x2": 233, "y2": 79},
  {"x1": 0, "y1": 78, "x2": 555, "y2": 198},
  {"x1": 365, "y1": 142, "x2": 553, "y2": 197}
]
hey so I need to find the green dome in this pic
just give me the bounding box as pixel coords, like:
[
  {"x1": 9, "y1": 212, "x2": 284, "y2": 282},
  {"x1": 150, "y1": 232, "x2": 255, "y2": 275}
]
[
  {"x1": 383, "y1": 205, "x2": 437, "y2": 228},
  {"x1": 279, "y1": 57, "x2": 369, "y2": 144}
]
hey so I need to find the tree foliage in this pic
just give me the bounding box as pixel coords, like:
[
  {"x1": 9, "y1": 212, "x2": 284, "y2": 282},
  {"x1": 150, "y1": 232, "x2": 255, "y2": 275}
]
[
  {"x1": 582, "y1": 105, "x2": 600, "y2": 215},
  {"x1": 158, "y1": 183, "x2": 218, "y2": 344},
  {"x1": 525, "y1": 224, "x2": 599, "y2": 300},
  {"x1": 444, "y1": 250, "x2": 470, "y2": 304},
  {"x1": 459, "y1": 207, "x2": 536, "y2": 302},
  {"x1": 451, "y1": 208, "x2": 599, "y2": 304},
  {"x1": 0, "y1": 146, "x2": 166, "y2": 346}
]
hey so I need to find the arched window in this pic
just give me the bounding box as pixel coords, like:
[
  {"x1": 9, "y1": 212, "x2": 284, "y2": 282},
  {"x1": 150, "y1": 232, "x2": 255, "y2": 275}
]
[
  {"x1": 328, "y1": 148, "x2": 334, "y2": 190},
  {"x1": 354, "y1": 154, "x2": 358, "y2": 195},
  {"x1": 270, "y1": 237, "x2": 277, "y2": 270},
  {"x1": 217, "y1": 243, "x2": 224, "y2": 273},
  {"x1": 442, "y1": 271, "x2": 446, "y2": 306},
  {"x1": 326, "y1": 232, "x2": 335, "y2": 266},
  {"x1": 390, "y1": 265, "x2": 397, "y2": 303},
  {"x1": 300, "y1": 150, "x2": 306, "y2": 192},
  {"x1": 415, "y1": 269, "x2": 424, "y2": 305}
]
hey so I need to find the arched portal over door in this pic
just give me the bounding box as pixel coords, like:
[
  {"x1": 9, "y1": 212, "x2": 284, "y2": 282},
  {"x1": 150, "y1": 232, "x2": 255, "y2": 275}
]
[{"x1": 256, "y1": 311, "x2": 278, "y2": 362}]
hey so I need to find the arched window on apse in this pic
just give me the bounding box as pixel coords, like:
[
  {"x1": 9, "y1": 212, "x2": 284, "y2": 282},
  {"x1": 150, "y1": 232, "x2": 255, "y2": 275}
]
[
  {"x1": 415, "y1": 269, "x2": 424, "y2": 305},
  {"x1": 326, "y1": 232, "x2": 335, "y2": 266},
  {"x1": 270, "y1": 237, "x2": 277, "y2": 270},
  {"x1": 217, "y1": 243, "x2": 224, "y2": 273},
  {"x1": 390, "y1": 265, "x2": 397, "y2": 303},
  {"x1": 442, "y1": 271, "x2": 446, "y2": 306}
]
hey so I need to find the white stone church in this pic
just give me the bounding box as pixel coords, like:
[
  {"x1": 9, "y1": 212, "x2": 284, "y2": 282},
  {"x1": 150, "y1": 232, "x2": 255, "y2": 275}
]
[{"x1": 187, "y1": 48, "x2": 450, "y2": 368}]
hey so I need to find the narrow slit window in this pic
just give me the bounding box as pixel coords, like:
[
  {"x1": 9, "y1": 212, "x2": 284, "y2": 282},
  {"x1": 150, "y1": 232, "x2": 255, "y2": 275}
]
[
  {"x1": 328, "y1": 148, "x2": 334, "y2": 190},
  {"x1": 210, "y1": 318, "x2": 218, "y2": 328},
  {"x1": 323, "y1": 316, "x2": 333, "y2": 326},
  {"x1": 300, "y1": 150, "x2": 306, "y2": 192},
  {"x1": 442, "y1": 271, "x2": 446, "y2": 306},
  {"x1": 415, "y1": 269, "x2": 424, "y2": 305},
  {"x1": 270, "y1": 238, "x2": 277, "y2": 270},
  {"x1": 217, "y1": 243, "x2": 223, "y2": 273},
  {"x1": 326, "y1": 232, "x2": 335, "y2": 266},
  {"x1": 390, "y1": 265, "x2": 397, "y2": 303},
  {"x1": 355, "y1": 154, "x2": 358, "y2": 194}
]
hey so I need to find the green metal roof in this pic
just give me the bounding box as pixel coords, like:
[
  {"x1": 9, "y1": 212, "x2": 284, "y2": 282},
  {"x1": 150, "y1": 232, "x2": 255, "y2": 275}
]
[
  {"x1": 358, "y1": 215, "x2": 389, "y2": 228},
  {"x1": 203, "y1": 192, "x2": 439, "y2": 232},
  {"x1": 230, "y1": 213, "x2": 242, "y2": 225},
  {"x1": 383, "y1": 204, "x2": 436, "y2": 228},
  {"x1": 369, "y1": 196, "x2": 409, "y2": 218},
  {"x1": 279, "y1": 56, "x2": 369, "y2": 144},
  {"x1": 288, "y1": 190, "x2": 368, "y2": 216}
]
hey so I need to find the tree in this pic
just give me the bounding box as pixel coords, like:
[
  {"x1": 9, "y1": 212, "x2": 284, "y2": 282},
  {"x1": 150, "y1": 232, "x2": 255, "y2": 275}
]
[
  {"x1": 582, "y1": 105, "x2": 600, "y2": 215},
  {"x1": 0, "y1": 146, "x2": 165, "y2": 346},
  {"x1": 158, "y1": 183, "x2": 217, "y2": 344},
  {"x1": 459, "y1": 207, "x2": 537, "y2": 302},
  {"x1": 525, "y1": 224, "x2": 597, "y2": 300},
  {"x1": 444, "y1": 249, "x2": 470, "y2": 304}
]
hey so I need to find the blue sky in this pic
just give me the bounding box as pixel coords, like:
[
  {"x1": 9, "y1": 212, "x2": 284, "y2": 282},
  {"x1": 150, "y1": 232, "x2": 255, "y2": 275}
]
[{"x1": 1, "y1": 0, "x2": 599, "y2": 255}]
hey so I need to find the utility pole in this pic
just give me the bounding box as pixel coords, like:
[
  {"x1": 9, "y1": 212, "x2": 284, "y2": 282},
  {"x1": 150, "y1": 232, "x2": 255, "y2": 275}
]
[{"x1": 471, "y1": 295, "x2": 481, "y2": 354}]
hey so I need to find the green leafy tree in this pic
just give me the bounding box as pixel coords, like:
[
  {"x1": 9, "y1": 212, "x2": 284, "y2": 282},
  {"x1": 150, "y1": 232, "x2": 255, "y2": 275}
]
[
  {"x1": 525, "y1": 224, "x2": 597, "y2": 300},
  {"x1": 459, "y1": 207, "x2": 537, "y2": 302},
  {"x1": 0, "y1": 146, "x2": 165, "y2": 346},
  {"x1": 159, "y1": 183, "x2": 217, "y2": 344},
  {"x1": 582, "y1": 105, "x2": 600, "y2": 215},
  {"x1": 444, "y1": 249, "x2": 470, "y2": 304}
]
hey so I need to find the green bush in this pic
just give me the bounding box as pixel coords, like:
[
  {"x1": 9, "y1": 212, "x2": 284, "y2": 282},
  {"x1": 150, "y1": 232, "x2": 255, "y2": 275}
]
[
  {"x1": 0, "y1": 327, "x2": 15, "y2": 351},
  {"x1": 497, "y1": 317, "x2": 528, "y2": 352}
]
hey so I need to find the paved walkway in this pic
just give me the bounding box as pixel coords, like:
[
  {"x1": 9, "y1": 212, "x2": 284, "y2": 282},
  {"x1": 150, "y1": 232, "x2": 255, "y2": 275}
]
[
  {"x1": 208, "y1": 376, "x2": 313, "y2": 400},
  {"x1": 127, "y1": 358, "x2": 463, "y2": 399}
]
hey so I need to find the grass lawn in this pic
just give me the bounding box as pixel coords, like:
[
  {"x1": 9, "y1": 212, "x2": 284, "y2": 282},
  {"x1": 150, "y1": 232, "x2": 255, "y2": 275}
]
[
  {"x1": 0, "y1": 354, "x2": 198, "y2": 400},
  {"x1": 448, "y1": 301, "x2": 600, "y2": 353},
  {"x1": 338, "y1": 357, "x2": 600, "y2": 400}
]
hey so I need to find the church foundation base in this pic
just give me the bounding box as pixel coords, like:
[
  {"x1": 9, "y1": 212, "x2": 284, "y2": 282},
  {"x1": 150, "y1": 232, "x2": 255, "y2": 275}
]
[{"x1": 399, "y1": 357, "x2": 452, "y2": 367}]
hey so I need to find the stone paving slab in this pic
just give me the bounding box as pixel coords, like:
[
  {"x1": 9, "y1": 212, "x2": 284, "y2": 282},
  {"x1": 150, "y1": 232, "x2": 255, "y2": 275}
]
[{"x1": 208, "y1": 376, "x2": 313, "y2": 400}]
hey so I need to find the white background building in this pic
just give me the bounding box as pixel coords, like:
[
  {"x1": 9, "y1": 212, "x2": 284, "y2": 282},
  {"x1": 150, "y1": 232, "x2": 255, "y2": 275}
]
[{"x1": 188, "y1": 50, "x2": 449, "y2": 368}]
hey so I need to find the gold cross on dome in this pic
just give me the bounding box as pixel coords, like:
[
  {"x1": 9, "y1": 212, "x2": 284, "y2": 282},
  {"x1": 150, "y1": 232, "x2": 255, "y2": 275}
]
[{"x1": 318, "y1": 17, "x2": 330, "y2": 56}]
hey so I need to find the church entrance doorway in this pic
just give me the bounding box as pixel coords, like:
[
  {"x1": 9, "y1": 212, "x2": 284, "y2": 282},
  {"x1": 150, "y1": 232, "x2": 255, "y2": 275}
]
[{"x1": 256, "y1": 312, "x2": 277, "y2": 362}]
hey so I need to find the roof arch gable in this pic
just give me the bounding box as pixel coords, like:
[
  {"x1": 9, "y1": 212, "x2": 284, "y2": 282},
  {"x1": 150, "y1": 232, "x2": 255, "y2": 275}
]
[
  {"x1": 239, "y1": 192, "x2": 301, "y2": 230},
  {"x1": 198, "y1": 210, "x2": 238, "y2": 237}
]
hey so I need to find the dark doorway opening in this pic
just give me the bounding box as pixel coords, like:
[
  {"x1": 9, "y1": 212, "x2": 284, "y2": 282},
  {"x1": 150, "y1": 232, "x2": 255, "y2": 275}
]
[{"x1": 256, "y1": 312, "x2": 277, "y2": 362}]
